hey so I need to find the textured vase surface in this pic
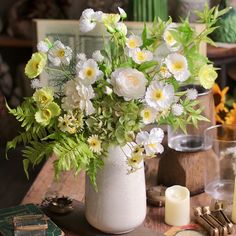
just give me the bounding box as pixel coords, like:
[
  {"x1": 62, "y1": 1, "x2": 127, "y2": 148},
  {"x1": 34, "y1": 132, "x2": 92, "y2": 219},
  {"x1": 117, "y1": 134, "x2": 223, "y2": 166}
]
[{"x1": 85, "y1": 144, "x2": 147, "y2": 234}]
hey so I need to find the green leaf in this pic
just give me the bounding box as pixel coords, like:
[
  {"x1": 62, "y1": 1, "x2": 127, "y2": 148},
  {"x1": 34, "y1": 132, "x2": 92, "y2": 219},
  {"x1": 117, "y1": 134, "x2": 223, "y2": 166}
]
[{"x1": 138, "y1": 61, "x2": 158, "y2": 71}]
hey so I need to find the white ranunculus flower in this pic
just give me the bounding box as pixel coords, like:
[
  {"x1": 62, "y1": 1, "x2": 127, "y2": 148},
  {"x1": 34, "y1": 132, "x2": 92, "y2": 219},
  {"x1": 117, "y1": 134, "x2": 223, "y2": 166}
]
[
  {"x1": 140, "y1": 106, "x2": 158, "y2": 124},
  {"x1": 62, "y1": 79, "x2": 95, "y2": 116},
  {"x1": 136, "y1": 128, "x2": 164, "y2": 155},
  {"x1": 111, "y1": 68, "x2": 147, "y2": 101},
  {"x1": 126, "y1": 35, "x2": 142, "y2": 50},
  {"x1": 77, "y1": 59, "x2": 103, "y2": 86},
  {"x1": 92, "y1": 50, "x2": 104, "y2": 62},
  {"x1": 37, "y1": 41, "x2": 49, "y2": 53},
  {"x1": 145, "y1": 81, "x2": 174, "y2": 110},
  {"x1": 131, "y1": 48, "x2": 153, "y2": 64},
  {"x1": 48, "y1": 40, "x2": 72, "y2": 66},
  {"x1": 116, "y1": 22, "x2": 127, "y2": 36},
  {"x1": 165, "y1": 53, "x2": 190, "y2": 82}
]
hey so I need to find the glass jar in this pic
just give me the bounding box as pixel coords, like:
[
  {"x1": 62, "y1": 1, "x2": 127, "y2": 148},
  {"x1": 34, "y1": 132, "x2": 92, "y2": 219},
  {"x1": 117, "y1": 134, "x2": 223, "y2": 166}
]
[
  {"x1": 204, "y1": 125, "x2": 236, "y2": 201},
  {"x1": 168, "y1": 84, "x2": 215, "y2": 152}
]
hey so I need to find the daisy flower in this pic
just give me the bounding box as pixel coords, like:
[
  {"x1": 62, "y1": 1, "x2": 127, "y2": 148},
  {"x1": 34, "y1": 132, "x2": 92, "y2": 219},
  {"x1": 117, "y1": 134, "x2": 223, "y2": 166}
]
[
  {"x1": 48, "y1": 41, "x2": 72, "y2": 66},
  {"x1": 77, "y1": 59, "x2": 103, "y2": 86},
  {"x1": 145, "y1": 81, "x2": 174, "y2": 110},
  {"x1": 165, "y1": 53, "x2": 190, "y2": 82},
  {"x1": 186, "y1": 88, "x2": 198, "y2": 101},
  {"x1": 172, "y1": 103, "x2": 184, "y2": 116},
  {"x1": 130, "y1": 48, "x2": 153, "y2": 64},
  {"x1": 126, "y1": 35, "x2": 142, "y2": 50},
  {"x1": 87, "y1": 135, "x2": 102, "y2": 153},
  {"x1": 140, "y1": 106, "x2": 158, "y2": 124},
  {"x1": 136, "y1": 128, "x2": 164, "y2": 155}
]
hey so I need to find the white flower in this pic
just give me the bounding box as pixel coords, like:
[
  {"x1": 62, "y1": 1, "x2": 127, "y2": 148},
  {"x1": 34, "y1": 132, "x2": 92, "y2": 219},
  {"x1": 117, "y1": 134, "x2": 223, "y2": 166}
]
[
  {"x1": 186, "y1": 88, "x2": 198, "y2": 100},
  {"x1": 140, "y1": 106, "x2": 158, "y2": 124},
  {"x1": 48, "y1": 40, "x2": 72, "y2": 66},
  {"x1": 131, "y1": 48, "x2": 153, "y2": 64},
  {"x1": 159, "y1": 65, "x2": 171, "y2": 78},
  {"x1": 165, "y1": 53, "x2": 190, "y2": 82},
  {"x1": 111, "y1": 68, "x2": 147, "y2": 101},
  {"x1": 87, "y1": 135, "x2": 102, "y2": 153},
  {"x1": 37, "y1": 41, "x2": 49, "y2": 53},
  {"x1": 118, "y1": 7, "x2": 127, "y2": 19},
  {"x1": 62, "y1": 79, "x2": 95, "y2": 116},
  {"x1": 77, "y1": 59, "x2": 103, "y2": 86},
  {"x1": 126, "y1": 35, "x2": 142, "y2": 50},
  {"x1": 172, "y1": 103, "x2": 184, "y2": 116},
  {"x1": 116, "y1": 22, "x2": 127, "y2": 35},
  {"x1": 79, "y1": 9, "x2": 103, "y2": 33},
  {"x1": 145, "y1": 81, "x2": 175, "y2": 110},
  {"x1": 92, "y1": 50, "x2": 104, "y2": 62},
  {"x1": 136, "y1": 128, "x2": 164, "y2": 155},
  {"x1": 31, "y1": 79, "x2": 42, "y2": 89},
  {"x1": 76, "y1": 53, "x2": 87, "y2": 61},
  {"x1": 105, "y1": 86, "x2": 113, "y2": 95},
  {"x1": 163, "y1": 23, "x2": 180, "y2": 51}
]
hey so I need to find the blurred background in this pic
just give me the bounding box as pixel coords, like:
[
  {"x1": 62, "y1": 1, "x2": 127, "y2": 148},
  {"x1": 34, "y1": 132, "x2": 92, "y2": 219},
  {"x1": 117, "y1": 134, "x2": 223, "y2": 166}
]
[{"x1": 0, "y1": 0, "x2": 235, "y2": 207}]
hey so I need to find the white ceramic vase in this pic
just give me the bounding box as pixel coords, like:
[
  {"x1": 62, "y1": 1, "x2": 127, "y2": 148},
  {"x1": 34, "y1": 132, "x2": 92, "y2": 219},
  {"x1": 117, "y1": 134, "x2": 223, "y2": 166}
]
[{"x1": 85, "y1": 144, "x2": 147, "y2": 234}]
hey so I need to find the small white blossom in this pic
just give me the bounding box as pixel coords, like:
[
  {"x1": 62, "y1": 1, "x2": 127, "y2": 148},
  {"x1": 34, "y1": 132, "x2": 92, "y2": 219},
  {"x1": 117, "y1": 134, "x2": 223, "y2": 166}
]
[
  {"x1": 126, "y1": 35, "x2": 142, "y2": 50},
  {"x1": 118, "y1": 7, "x2": 127, "y2": 19},
  {"x1": 140, "y1": 106, "x2": 158, "y2": 124},
  {"x1": 159, "y1": 65, "x2": 171, "y2": 78},
  {"x1": 105, "y1": 86, "x2": 113, "y2": 95},
  {"x1": 130, "y1": 48, "x2": 153, "y2": 64},
  {"x1": 136, "y1": 128, "x2": 164, "y2": 155},
  {"x1": 76, "y1": 53, "x2": 87, "y2": 61},
  {"x1": 48, "y1": 40, "x2": 72, "y2": 66},
  {"x1": 31, "y1": 79, "x2": 42, "y2": 89},
  {"x1": 186, "y1": 88, "x2": 198, "y2": 100},
  {"x1": 92, "y1": 50, "x2": 104, "y2": 62},
  {"x1": 111, "y1": 68, "x2": 147, "y2": 101},
  {"x1": 145, "y1": 81, "x2": 174, "y2": 110},
  {"x1": 37, "y1": 41, "x2": 49, "y2": 53},
  {"x1": 165, "y1": 53, "x2": 190, "y2": 82},
  {"x1": 77, "y1": 59, "x2": 103, "y2": 86},
  {"x1": 163, "y1": 23, "x2": 180, "y2": 51},
  {"x1": 172, "y1": 104, "x2": 184, "y2": 116},
  {"x1": 116, "y1": 22, "x2": 127, "y2": 35}
]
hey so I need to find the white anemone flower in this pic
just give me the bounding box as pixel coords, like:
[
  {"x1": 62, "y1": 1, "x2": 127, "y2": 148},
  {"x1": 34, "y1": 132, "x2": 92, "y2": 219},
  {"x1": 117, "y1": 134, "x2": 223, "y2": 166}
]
[
  {"x1": 136, "y1": 128, "x2": 164, "y2": 155},
  {"x1": 145, "y1": 81, "x2": 174, "y2": 110},
  {"x1": 131, "y1": 48, "x2": 153, "y2": 64},
  {"x1": 165, "y1": 53, "x2": 190, "y2": 82},
  {"x1": 126, "y1": 35, "x2": 142, "y2": 50},
  {"x1": 116, "y1": 22, "x2": 128, "y2": 36},
  {"x1": 140, "y1": 106, "x2": 158, "y2": 124},
  {"x1": 111, "y1": 68, "x2": 147, "y2": 101},
  {"x1": 186, "y1": 88, "x2": 198, "y2": 100},
  {"x1": 172, "y1": 103, "x2": 184, "y2": 116},
  {"x1": 163, "y1": 23, "x2": 180, "y2": 51},
  {"x1": 92, "y1": 50, "x2": 104, "y2": 62},
  {"x1": 77, "y1": 59, "x2": 103, "y2": 86},
  {"x1": 62, "y1": 79, "x2": 95, "y2": 116},
  {"x1": 48, "y1": 40, "x2": 72, "y2": 66}
]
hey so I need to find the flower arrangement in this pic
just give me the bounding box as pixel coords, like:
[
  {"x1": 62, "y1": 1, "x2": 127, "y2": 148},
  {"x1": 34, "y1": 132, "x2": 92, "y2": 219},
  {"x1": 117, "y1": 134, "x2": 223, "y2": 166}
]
[{"x1": 6, "y1": 5, "x2": 227, "y2": 187}]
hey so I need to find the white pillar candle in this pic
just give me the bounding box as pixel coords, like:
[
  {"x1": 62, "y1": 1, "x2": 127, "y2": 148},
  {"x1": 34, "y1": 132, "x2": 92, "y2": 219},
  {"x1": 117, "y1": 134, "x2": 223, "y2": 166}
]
[
  {"x1": 232, "y1": 177, "x2": 236, "y2": 223},
  {"x1": 165, "y1": 185, "x2": 190, "y2": 226}
]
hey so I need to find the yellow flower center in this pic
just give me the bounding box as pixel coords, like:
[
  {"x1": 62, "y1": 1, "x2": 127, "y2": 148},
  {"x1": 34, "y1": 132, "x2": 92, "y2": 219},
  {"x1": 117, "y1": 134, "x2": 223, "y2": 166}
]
[
  {"x1": 57, "y1": 49, "x2": 65, "y2": 58},
  {"x1": 42, "y1": 109, "x2": 51, "y2": 119},
  {"x1": 128, "y1": 39, "x2": 137, "y2": 49},
  {"x1": 143, "y1": 110, "x2": 151, "y2": 119},
  {"x1": 160, "y1": 66, "x2": 168, "y2": 74},
  {"x1": 136, "y1": 51, "x2": 146, "y2": 62},
  {"x1": 85, "y1": 67, "x2": 95, "y2": 78},
  {"x1": 127, "y1": 75, "x2": 139, "y2": 86},
  {"x1": 152, "y1": 90, "x2": 163, "y2": 101},
  {"x1": 148, "y1": 143, "x2": 157, "y2": 149},
  {"x1": 166, "y1": 31, "x2": 174, "y2": 44},
  {"x1": 172, "y1": 61, "x2": 184, "y2": 71}
]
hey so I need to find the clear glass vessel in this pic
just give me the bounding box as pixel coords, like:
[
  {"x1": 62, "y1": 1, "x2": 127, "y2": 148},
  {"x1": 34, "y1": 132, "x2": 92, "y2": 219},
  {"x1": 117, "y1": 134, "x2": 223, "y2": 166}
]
[
  {"x1": 168, "y1": 85, "x2": 215, "y2": 152},
  {"x1": 204, "y1": 125, "x2": 236, "y2": 201}
]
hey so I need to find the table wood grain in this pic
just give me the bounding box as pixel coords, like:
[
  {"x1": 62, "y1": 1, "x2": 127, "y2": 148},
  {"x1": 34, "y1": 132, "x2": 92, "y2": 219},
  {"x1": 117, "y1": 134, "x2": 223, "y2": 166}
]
[{"x1": 21, "y1": 156, "x2": 236, "y2": 235}]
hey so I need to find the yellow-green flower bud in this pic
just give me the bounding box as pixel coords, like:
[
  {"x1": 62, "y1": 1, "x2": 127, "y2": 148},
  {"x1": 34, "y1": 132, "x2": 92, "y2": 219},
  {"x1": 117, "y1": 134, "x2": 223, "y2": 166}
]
[{"x1": 25, "y1": 52, "x2": 47, "y2": 79}]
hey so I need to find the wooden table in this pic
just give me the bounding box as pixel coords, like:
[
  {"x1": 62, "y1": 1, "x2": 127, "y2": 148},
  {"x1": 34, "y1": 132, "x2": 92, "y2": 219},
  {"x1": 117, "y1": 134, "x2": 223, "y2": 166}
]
[{"x1": 21, "y1": 156, "x2": 235, "y2": 235}]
